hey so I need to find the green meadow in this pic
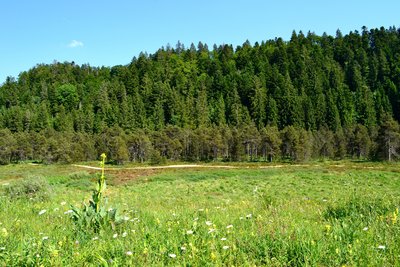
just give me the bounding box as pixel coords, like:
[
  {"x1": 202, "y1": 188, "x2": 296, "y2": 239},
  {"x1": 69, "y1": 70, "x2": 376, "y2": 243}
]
[{"x1": 1, "y1": 162, "x2": 400, "y2": 266}]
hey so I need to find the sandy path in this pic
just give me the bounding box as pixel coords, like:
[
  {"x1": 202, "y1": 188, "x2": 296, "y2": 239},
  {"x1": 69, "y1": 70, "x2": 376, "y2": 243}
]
[{"x1": 72, "y1": 164, "x2": 240, "y2": 171}]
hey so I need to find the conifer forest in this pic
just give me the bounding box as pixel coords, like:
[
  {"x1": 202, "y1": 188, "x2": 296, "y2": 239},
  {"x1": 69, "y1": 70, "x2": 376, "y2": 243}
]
[{"x1": 1, "y1": 26, "x2": 400, "y2": 164}]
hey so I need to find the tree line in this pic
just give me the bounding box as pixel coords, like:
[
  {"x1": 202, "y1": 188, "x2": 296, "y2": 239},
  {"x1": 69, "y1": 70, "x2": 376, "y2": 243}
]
[{"x1": 0, "y1": 26, "x2": 400, "y2": 163}]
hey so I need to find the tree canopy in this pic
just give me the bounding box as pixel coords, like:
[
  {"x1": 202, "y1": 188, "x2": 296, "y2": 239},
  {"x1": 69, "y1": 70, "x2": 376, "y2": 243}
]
[{"x1": 1, "y1": 26, "x2": 400, "y2": 163}]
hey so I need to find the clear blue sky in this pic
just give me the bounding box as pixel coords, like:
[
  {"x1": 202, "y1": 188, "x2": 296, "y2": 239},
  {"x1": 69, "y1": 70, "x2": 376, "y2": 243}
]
[{"x1": 1, "y1": 0, "x2": 399, "y2": 84}]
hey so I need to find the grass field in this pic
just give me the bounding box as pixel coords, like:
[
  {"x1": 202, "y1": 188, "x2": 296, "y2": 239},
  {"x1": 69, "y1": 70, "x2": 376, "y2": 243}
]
[{"x1": 0, "y1": 162, "x2": 400, "y2": 266}]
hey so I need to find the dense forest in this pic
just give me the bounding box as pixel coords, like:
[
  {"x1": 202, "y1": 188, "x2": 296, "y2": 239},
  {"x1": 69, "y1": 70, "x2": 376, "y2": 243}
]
[{"x1": 1, "y1": 26, "x2": 400, "y2": 164}]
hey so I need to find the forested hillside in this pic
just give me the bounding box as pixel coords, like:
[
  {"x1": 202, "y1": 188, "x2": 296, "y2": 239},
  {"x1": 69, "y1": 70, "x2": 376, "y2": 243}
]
[{"x1": 1, "y1": 26, "x2": 400, "y2": 164}]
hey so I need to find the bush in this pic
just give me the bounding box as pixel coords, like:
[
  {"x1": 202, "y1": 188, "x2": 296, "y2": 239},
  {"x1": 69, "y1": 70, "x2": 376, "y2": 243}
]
[{"x1": 3, "y1": 176, "x2": 52, "y2": 201}]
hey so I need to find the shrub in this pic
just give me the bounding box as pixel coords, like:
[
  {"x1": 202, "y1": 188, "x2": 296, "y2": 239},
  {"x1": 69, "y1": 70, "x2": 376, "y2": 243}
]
[{"x1": 4, "y1": 176, "x2": 52, "y2": 201}]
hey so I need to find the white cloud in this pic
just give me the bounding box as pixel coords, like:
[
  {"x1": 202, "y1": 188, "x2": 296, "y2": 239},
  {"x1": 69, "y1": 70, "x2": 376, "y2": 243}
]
[{"x1": 68, "y1": 40, "x2": 84, "y2": 48}]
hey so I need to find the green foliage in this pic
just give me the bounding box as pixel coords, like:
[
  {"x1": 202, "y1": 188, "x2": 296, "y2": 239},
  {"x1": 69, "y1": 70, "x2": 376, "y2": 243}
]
[
  {"x1": 1, "y1": 163, "x2": 400, "y2": 265},
  {"x1": 0, "y1": 27, "x2": 400, "y2": 162}
]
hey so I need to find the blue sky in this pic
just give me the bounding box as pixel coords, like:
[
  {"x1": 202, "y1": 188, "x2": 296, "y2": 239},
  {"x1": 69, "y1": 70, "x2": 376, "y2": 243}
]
[{"x1": 1, "y1": 0, "x2": 399, "y2": 84}]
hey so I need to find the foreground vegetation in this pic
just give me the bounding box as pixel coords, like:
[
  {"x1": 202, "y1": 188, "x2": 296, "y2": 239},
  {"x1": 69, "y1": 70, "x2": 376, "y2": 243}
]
[{"x1": 0, "y1": 161, "x2": 399, "y2": 266}]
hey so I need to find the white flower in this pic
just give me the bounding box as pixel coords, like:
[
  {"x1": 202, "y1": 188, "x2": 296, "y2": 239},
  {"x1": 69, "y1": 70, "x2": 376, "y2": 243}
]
[
  {"x1": 38, "y1": 210, "x2": 47, "y2": 216},
  {"x1": 239, "y1": 217, "x2": 244, "y2": 220},
  {"x1": 363, "y1": 227, "x2": 368, "y2": 231},
  {"x1": 75, "y1": 240, "x2": 79, "y2": 245},
  {"x1": 64, "y1": 210, "x2": 73, "y2": 215},
  {"x1": 223, "y1": 246, "x2": 230, "y2": 250},
  {"x1": 181, "y1": 246, "x2": 186, "y2": 251},
  {"x1": 246, "y1": 214, "x2": 252, "y2": 219},
  {"x1": 122, "y1": 232, "x2": 127, "y2": 237},
  {"x1": 221, "y1": 237, "x2": 227, "y2": 241},
  {"x1": 113, "y1": 233, "x2": 118, "y2": 239},
  {"x1": 172, "y1": 213, "x2": 176, "y2": 216},
  {"x1": 123, "y1": 216, "x2": 130, "y2": 221},
  {"x1": 126, "y1": 251, "x2": 133, "y2": 256},
  {"x1": 92, "y1": 236, "x2": 99, "y2": 241},
  {"x1": 60, "y1": 201, "x2": 67, "y2": 206},
  {"x1": 205, "y1": 221, "x2": 213, "y2": 226},
  {"x1": 0, "y1": 247, "x2": 5, "y2": 250},
  {"x1": 193, "y1": 217, "x2": 199, "y2": 221},
  {"x1": 168, "y1": 253, "x2": 177, "y2": 258},
  {"x1": 208, "y1": 228, "x2": 216, "y2": 234},
  {"x1": 226, "y1": 224, "x2": 233, "y2": 229},
  {"x1": 186, "y1": 230, "x2": 194, "y2": 235},
  {"x1": 42, "y1": 236, "x2": 49, "y2": 240},
  {"x1": 378, "y1": 245, "x2": 386, "y2": 250}
]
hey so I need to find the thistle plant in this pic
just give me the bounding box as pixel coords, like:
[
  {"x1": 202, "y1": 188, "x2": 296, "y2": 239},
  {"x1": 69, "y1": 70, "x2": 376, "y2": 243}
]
[{"x1": 71, "y1": 153, "x2": 122, "y2": 233}]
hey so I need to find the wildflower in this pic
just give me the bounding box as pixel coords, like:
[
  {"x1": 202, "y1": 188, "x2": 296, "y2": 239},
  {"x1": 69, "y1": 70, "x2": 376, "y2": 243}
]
[
  {"x1": 122, "y1": 232, "x2": 127, "y2": 237},
  {"x1": 186, "y1": 230, "x2": 194, "y2": 235},
  {"x1": 92, "y1": 236, "x2": 99, "y2": 241},
  {"x1": 193, "y1": 217, "x2": 199, "y2": 221},
  {"x1": 181, "y1": 246, "x2": 186, "y2": 251},
  {"x1": 335, "y1": 248, "x2": 340, "y2": 254},
  {"x1": 210, "y1": 252, "x2": 217, "y2": 260},
  {"x1": 113, "y1": 233, "x2": 118, "y2": 238},
  {"x1": 126, "y1": 251, "x2": 133, "y2": 256},
  {"x1": 1, "y1": 228, "x2": 8, "y2": 237},
  {"x1": 64, "y1": 210, "x2": 73, "y2": 215},
  {"x1": 51, "y1": 249, "x2": 59, "y2": 257},
  {"x1": 208, "y1": 229, "x2": 216, "y2": 234},
  {"x1": 206, "y1": 221, "x2": 213, "y2": 226},
  {"x1": 246, "y1": 214, "x2": 252, "y2": 219},
  {"x1": 221, "y1": 237, "x2": 227, "y2": 241},
  {"x1": 363, "y1": 227, "x2": 368, "y2": 231},
  {"x1": 0, "y1": 247, "x2": 5, "y2": 250},
  {"x1": 123, "y1": 216, "x2": 130, "y2": 221},
  {"x1": 38, "y1": 210, "x2": 47, "y2": 216},
  {"x1": 226, "y1": 224, "x2": 233, "y2": 229},
  {"x1": 60, "y1": 201, "x2": 67, "y2": 206},
  {"x1": 75, "y1": 240, "x2": 79, "y2": 245},
  {"x1": 169, "y1": 253, "x2": 177, "y2": 258},
  {"x1": 377, "y1": 245, "x2": 386, "y2": 250},
  {"x1": 325, "y1": 224, "x2": 331, "y2": 232},
  {"x1": 223, "y1": 246, "x2": 230, "y2": 250},
  {"x1": 42, "y1": 236, "x2": 49, "y2": 240},
  {"x1": 391, "y1": 209, "x2": 398, "y2": 225},
  {"x1": 198, "y1": 209, "x2": 204, "y2": 212},
  {"x1": 239, "y1": 217, "x2": 244, "y2": 220}
]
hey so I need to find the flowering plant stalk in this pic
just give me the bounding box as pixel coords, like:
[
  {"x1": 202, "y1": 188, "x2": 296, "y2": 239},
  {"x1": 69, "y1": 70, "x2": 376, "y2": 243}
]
[
  {"x1": 70, "y1": 153, "x2": 122, "y2": 233},
  {"x1": 93, "y1": 153, "x2": 107, "y2": 212}
]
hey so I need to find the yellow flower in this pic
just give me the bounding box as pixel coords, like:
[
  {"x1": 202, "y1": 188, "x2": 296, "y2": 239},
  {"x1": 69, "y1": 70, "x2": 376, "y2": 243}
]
[
  {"x1": 211, "y1": 252, "x2": 217, "y2": 260},
  {"x1": 325, "y1": 224, "x2": 331, "y2": 232},
  {"x1": 391, "y1": 210, "x2": 397, "y2": 225},
  {"x1": 1, "y1": 228, "x2": 8, "y2": 238},
  {"x1": 51, "y1": 249, "x2": 59, "y2": 257}
]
